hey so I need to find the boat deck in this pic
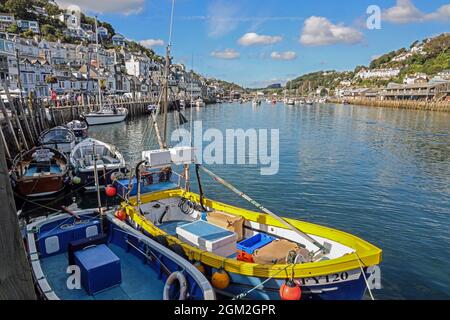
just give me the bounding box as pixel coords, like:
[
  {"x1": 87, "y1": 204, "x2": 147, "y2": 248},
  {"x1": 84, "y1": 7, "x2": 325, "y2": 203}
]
[
  {"x1": 24, "y1": 165, "x2": 62, "y2": 176},
  {"x1": 40, "y1": 243, "x2": 165, "y2": 300},
  {"x1": 158, "y1": 220, "x2": 191, "y2": 236}
]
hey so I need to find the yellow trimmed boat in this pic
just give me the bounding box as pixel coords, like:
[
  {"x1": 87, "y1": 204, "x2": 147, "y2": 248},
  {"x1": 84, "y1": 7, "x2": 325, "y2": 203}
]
[{"x1": 119, "y1": 186, "x2": 382, "y2": 300}]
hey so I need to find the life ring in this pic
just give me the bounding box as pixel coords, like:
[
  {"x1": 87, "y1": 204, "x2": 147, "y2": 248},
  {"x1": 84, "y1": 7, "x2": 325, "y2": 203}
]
[{"x1": 163, "y1": 271, "x2": 188, "y2": 300}]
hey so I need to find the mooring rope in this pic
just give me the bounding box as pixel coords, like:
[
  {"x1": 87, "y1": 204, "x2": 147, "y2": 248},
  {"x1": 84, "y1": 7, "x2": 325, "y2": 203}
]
[
  {"x1": 355, "y1": 252, "x2": 375, "y2": 300},
  {"x1": 232, "y1": 264, "x2": 294, "y2": 300}
]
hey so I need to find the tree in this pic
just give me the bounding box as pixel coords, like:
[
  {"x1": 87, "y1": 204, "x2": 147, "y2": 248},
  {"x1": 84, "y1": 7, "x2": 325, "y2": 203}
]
[
  {"x1": 22, "y1": 29, "x2": 35, "y2": 38},
  {"x1": 6, "y1": 24, "x2": 19, "y2": 34},
  {"x1": 4, "y1": 0, "x2": 32, "y2": 17},
  {"x1": 41, "y1": 24, "x2": 56, "y2": 37}
]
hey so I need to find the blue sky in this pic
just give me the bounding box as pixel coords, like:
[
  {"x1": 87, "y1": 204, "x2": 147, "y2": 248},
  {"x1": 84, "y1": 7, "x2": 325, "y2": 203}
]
[{"x1": 58, "y1": 0, "x2": 450, "y2": 87}]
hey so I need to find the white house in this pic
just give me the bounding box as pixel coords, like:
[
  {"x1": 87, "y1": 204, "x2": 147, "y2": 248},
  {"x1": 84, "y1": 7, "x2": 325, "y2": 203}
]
[
  {"x1": 403, "y1": 73, "x2": 428, "y2": 85},
  {"x1": 356, "y1": 68, "x2": 400, "y2": 79},
  {"x1": 112, "y1": 34, "x2": 126, "y2": 47},
  {"x1": 0, "y1": 13, "x2": 15, "y2": 31},
  {"x1": 97, "y1": 26, "x2": 108, "y2": 39},
  {"x1": 16, "y1": 20, "x2": 40, "y2": 33},
  {"x1": 125, "y1": 54, "x2": 153, "y2": 78}
]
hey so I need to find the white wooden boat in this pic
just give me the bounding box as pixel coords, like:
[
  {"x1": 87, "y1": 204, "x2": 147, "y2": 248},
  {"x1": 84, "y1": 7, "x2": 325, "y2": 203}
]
[{"x1": 83, "y1": 106, "x2": 128, "y2": 126}]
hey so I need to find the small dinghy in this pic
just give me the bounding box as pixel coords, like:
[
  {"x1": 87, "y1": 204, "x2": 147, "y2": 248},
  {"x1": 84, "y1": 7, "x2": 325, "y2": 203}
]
[
  {"x1": 23, "y1": 208, "x2": 215, "y2": 300},
  {"x1": 65, "y1": 120, "x2": 88, "y2": 142},
  {"x1": 70, "y1": 138, "x2": 126, "y2": 191},
  {"x1": 82, "y1": 105, "x2": 128, "y2": 126},
  {"x1": 11, "y1": 147, "x2": 69, "y2": 197},
  {"x1": 38, "y1": 126, "x2": 76, "y2": 154}
]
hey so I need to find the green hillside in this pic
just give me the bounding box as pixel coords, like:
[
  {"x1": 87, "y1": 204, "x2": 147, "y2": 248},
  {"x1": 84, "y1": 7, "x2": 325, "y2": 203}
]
[{"x1": 285, "y1": 33, "x2": 449, "y2": 92}]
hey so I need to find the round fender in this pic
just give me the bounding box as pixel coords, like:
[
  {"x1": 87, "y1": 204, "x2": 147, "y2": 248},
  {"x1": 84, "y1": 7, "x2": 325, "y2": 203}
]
[{"x1": 163, "y1": 271, "x2": 188, "y2": 300}]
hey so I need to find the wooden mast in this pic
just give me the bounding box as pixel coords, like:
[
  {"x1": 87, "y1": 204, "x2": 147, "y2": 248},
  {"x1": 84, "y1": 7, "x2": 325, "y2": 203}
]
[{"x1": 0, "y1": 137, "x2": 36, "y2": 299}]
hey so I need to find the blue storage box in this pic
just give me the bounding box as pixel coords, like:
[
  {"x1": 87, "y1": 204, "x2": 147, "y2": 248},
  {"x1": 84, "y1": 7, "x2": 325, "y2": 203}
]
[
  {"x1": 237, "y1": 233, "x2": 276, "y2": 254},
  {"x1": 74, "y1": 244, "x2": 121, "y2": 295}
]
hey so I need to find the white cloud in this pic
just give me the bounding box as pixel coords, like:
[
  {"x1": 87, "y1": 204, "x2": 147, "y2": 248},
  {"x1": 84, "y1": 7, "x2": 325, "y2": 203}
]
[
  {"x1": 426, "y1": 5, "x2": 450, "y2": 21},
  {"x1": 56, "y1": 0, "x2": 144, "y2": 15},
  {"x1": 207, "y1": 1, "x2": 240, "y2": 38},
  {"x1": 210, "y1": 49, "x2": 240, "y2": 60},
  {"x1": 300, "y1": 16, "x2": 363, "y2": 46},
  {"x1": 383, "y1": 0, "x2": 450, "y2": 23},
  {"x1": 270, "y1": 51, "x2": 297, "y2": 61},
  {"x1": 139, "y1": 39, "x2": 165, "y2": 48},
  {"x1": 238, "y1": 32, "x2": 283, "y2": 46}
]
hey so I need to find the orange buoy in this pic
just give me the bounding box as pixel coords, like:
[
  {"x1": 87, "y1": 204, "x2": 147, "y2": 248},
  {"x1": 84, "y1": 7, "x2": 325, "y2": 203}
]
[
  {"x1": 194, "y1": 261, "x2": 205, "y2": 274},
  {"x1": 211, "y1": 268, "x2": 230, "y2": 289},
  {"x1": 115, "y1": 209, "x2": 126, "y2": 221},
  {"x1": 279, "y1": 279, "x2": 301, "y2": 300},
  {"x1": 105, "y1": 185, "x2": 117, "y2": 197}
]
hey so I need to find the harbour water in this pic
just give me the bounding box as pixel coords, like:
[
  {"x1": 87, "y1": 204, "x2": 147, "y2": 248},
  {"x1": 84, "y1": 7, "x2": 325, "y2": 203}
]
[{"x1": 22, "y1": 102, "x2": 450, "y2": 299}]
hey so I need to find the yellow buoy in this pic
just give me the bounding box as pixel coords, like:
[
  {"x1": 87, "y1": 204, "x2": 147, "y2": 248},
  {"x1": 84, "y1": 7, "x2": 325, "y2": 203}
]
[{"x1": 211, "y1": 268, "x2": 230, "y2": 289}]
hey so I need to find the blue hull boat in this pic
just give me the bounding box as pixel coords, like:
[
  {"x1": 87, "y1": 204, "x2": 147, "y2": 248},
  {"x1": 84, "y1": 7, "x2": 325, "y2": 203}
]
[{"x1": 24, "y1": 209, "x2": 215, "y2": 300}]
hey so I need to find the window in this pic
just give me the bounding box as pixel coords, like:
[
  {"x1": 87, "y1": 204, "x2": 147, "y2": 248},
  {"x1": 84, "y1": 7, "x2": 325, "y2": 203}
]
[{"x1": 59, "y1": 81, "x2": 65, "y2": 89}]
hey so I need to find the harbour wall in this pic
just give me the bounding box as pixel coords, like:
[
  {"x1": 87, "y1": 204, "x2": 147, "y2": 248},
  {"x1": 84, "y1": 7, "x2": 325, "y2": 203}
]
[{"x1": 329, "y1": 98, "x2": 450, "y2": 112}]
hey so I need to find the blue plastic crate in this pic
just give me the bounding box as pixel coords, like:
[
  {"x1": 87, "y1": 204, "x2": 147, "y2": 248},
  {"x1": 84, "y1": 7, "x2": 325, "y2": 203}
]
[
  {"x1": 237, "y1": 233, "x2": 276, "y2": 254},
  {"x1": 74, "y1": 244, "x2": 121, "y2": 295}
]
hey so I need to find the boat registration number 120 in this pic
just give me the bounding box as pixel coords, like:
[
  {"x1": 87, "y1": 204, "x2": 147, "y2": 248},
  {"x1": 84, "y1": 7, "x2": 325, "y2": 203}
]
[{"x1": 297, "y1": 269, "x2": 361, "y2": 286}]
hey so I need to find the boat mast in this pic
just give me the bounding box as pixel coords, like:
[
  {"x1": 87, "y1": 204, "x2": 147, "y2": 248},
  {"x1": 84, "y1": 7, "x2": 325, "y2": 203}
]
[
  {"x1": 162, "y1": 45, "x2": 170, "y2": 148},
  {"x1": 162, "y1": 0, "x2": 176, "y2": 149},
  {"x1": 94, "y1": 17, "x2": 103, "y2": 109}
]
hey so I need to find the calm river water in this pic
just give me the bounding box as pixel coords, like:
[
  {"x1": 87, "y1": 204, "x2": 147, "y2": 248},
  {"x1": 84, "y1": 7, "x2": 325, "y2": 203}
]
[{"x1": 44, "y1": 102, "x2": 450, "y2": 299}]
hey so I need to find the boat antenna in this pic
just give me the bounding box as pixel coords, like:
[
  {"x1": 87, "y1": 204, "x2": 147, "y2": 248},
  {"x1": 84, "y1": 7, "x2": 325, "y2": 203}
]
[{"x1": 199, "y1": 166, "x2": 330, "y2": 255}]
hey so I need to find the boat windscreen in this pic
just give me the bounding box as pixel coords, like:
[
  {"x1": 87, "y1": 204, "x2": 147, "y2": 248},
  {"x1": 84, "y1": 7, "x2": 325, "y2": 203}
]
[{"x1": 42, "y1": 129, "x2": 74, "y2": 143}]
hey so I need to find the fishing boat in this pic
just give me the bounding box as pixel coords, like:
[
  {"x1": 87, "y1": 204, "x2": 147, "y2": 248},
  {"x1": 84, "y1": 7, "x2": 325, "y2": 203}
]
[
  {"x1": 23, "y1": 206, "x2": 215, "y2": 300},
  {"x1": 119, "y1": 152, "x2": 382, "y2": 300},
  {"x1": 65, "y1": 120, "x2": 88, "y2": 142},
  {"x1": 286, "y1": 98, "x2": 295, "y2": 106},
  {"x1": 70, "y1": 138, "x2": 126, "y2": 191},
  {"x1": 252, "y1": 98, "x2": 261, "y2": 106},
  {"x1": 38, "y1": 126, "x2": 76, "y2": 154},
  {"x1": 195, "y1": 98, "x2": 205, "y2": 107},
  {"x1": 11, "y1": 147, "x2": 69, "y2": 197}
]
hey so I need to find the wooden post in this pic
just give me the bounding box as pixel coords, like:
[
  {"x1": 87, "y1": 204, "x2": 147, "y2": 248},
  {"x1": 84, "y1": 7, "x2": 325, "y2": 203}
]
[
  {"x1": 0, "y1": 98, "x2": 21, "y2": 152},
  {"x1": 0, "y1": 125, "x2": 11, "y2": 160},
  {"x1": 0, "y1": 137, "x2": 37, "y2": 299},
  {"x1": 3, "y1": 85, "x2": 30, "y2": 149}
]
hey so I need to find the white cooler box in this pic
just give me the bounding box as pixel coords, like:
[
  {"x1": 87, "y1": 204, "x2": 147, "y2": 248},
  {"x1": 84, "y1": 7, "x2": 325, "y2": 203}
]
[{"x1": 176, "y1": 220, "x2": 237, "y2": 257}]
